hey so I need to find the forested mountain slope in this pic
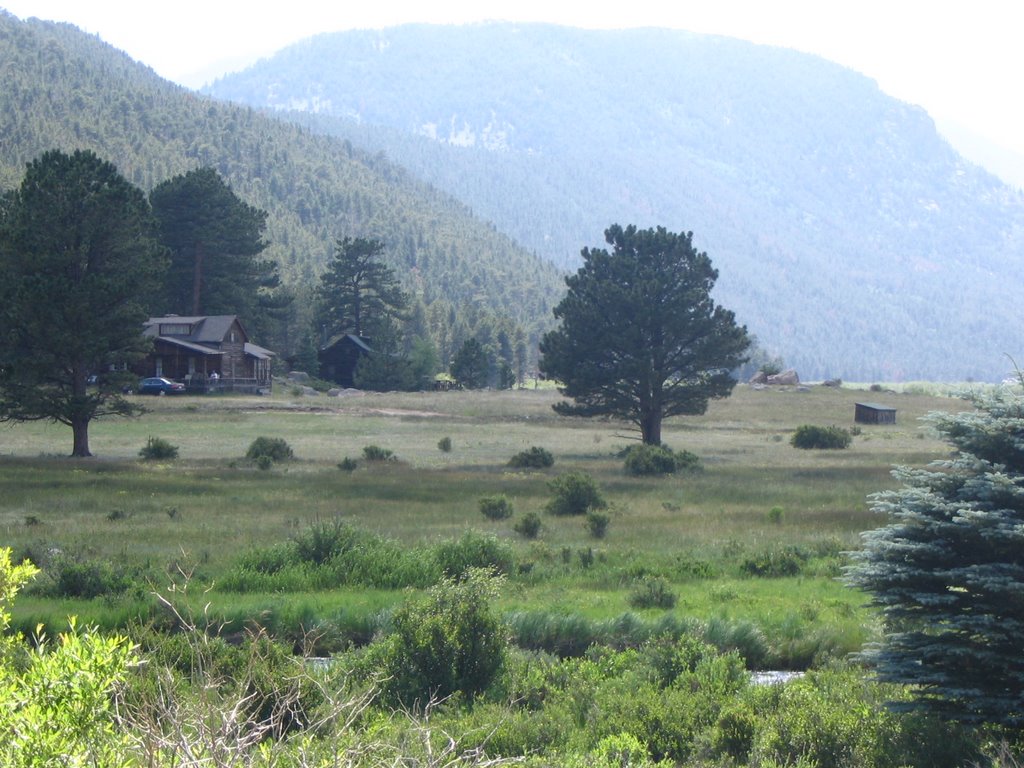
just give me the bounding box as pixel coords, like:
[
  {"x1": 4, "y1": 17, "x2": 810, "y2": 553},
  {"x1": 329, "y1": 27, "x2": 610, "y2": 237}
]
[
  {"x1": 0, "y1": 12, "x2": 563, "y2": 359},
  {"x1": 207, "y1": 23, "x2": 1024, "y2": 381}
]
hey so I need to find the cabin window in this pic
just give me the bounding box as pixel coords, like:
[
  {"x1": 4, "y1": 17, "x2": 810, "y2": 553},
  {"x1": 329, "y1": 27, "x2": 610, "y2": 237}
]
[
  {"x1": 188, "y1": 357, "x2": 196, "y2": 374},
  {"x1": 155, "y1": 357, "x2": 163, "y2": 377}
]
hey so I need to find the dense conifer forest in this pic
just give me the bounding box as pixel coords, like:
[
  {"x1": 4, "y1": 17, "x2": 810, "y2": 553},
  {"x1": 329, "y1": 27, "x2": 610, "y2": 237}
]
[{"x1": 0, "y1": 11, "x2": 563, "y2": 367}]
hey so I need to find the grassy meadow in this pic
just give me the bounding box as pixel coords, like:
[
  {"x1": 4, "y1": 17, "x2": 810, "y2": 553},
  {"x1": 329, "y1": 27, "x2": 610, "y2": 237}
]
[{"x1": 0, "y1": 382, "x2": 968, "y2": 668}]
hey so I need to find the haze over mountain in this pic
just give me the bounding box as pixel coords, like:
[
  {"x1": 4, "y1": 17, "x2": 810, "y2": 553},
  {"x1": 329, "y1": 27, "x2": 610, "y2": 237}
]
[
  {"x1": 0, "y1": 12, "x2": 563, "y2": 363},
  {"x1": 206, "y1": 23, "x2": 1024, "y2": 382}
]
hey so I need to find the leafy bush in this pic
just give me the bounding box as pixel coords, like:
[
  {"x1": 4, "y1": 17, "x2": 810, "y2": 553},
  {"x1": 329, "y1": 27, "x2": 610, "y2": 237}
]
[
  {"x1": 375, "y1": 569, "x2": 507, "y2": 706},
  {"x1": 508, "y1": 446, "x2": 554, "y2": 469},
  {"x1": 362, "y1": 444, "x2": 395, "y2": 462},
  {"x1": 337, "y1": 456, "x2": 358, "y2": 471},
  {"x1": 514, "y1": 512, "x2": 542, "y2": 539},
  {"x1": 255, "y1": 454, "x2": 273, "y2": 471},
  {"x1": 545, "y1": 471, "x2": 606, "y2": 516},
  {"x1": 42, "y1": 555, "x2": 144, "y2": 599},
  {"x1": 628, "y1": 575, "x2": 678, "y2": 609},
  {"x1": 245, "y1": 436, "x2": 294, "y2": 462},
  {"x1": 766, "y1": 506, "x2": 784, "y2": 524},
  {"x1": 433, "y1": 531, "x2": 514, "y2": 579},
  {"x1": 622, "y1": 444, "x2": 700, "y2": 476},
  {"x1": 741, "y1": 546, "x2": 808, "y2": 577},
  {"x1": 437, "y1": 436, "x2": 452, "y2": 452},
  {"x1": 479, "y1": 494, "x2": 514, "y2": 521},
  {"x1": 138, "y1": 436, "x2": 178, "y2": 460},
  {"x1": 586, "y1": 509, "x2": 611, "y2": 539},
  {"x1": 791, "y1": 424, "x2": 852, "y2": 449}
]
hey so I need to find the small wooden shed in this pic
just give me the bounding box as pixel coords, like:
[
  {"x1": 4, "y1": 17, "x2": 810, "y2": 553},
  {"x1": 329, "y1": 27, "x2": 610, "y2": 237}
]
[{"x1": 855, "y1": 402, "x2": 897, "y2": 425}]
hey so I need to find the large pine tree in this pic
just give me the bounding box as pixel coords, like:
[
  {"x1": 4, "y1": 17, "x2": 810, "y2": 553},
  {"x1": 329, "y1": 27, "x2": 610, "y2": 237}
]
[
  {"x1": 539, "y1": 224, "x2": 749, "y2": 445},
  {"x1": 0, "y1": 150, "x2": 165, "y2": 456},
  {"x1": 847, "y1": 386, "x2": 1024, "y2": 729},
  {"x1": 150, "y1": 167, "x2": 277, "y2": 319}
]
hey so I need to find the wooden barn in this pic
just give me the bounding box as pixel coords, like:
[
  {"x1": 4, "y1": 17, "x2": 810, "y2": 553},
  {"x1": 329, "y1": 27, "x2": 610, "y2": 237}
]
[
  {"x1": 136, "y1": 315, "x2": 274, "y2": 393},
  {"x1": 854, "y1": 402, "x2": 897, "y2": 425}
]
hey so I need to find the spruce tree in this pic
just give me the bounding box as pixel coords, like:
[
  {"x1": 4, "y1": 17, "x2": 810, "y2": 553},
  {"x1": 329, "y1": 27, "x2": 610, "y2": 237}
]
[{"x1": 847, "y1": 386, "x2": 1024, "y2": 729}]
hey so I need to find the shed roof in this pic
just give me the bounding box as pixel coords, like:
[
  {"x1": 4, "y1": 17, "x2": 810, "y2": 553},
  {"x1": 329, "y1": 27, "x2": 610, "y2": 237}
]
[{"x1": 855, "y1": 402, "x2": 897, "y2": 411}]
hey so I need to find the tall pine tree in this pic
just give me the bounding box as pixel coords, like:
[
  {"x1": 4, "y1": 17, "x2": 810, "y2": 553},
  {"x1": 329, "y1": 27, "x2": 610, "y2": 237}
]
[
  {"x1": 150, "y1": 167, "x2": 278, "y2": 320},
  {"x1": 0, "y1": 150, "x2": 165, "y2": 456}
]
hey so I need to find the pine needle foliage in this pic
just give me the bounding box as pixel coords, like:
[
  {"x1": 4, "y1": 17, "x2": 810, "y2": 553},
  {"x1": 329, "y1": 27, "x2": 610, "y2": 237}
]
[{"x1": 846, "y1": 388, "x2": 1024, "y2": 729}]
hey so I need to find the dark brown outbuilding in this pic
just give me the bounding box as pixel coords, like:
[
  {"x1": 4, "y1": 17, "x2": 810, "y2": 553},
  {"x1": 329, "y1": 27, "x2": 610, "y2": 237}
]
[{"x1": 855, "y1": 402, "x2": 897, "y2": 425}]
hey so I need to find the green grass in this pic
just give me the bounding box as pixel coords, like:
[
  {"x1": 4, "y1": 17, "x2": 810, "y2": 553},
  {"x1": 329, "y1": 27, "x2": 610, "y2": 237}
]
[{"x1": 1, "y1": 384, "x2": 962, "y2": 667}]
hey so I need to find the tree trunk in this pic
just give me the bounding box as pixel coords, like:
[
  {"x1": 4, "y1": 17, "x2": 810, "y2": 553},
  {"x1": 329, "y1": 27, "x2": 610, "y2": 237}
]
[
  {"x1": 641, "y1": 412, "x2": 662, "y2": 446},
  {"x1": 191, "y1": 242, "x2": 204, "y2": 315},
  {"x1": 71, "y1": 415, "x2": 92, "y2": 457}
]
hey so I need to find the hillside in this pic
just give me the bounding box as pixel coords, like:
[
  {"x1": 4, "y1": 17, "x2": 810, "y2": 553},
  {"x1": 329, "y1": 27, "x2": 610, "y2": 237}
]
[
  {"x1": 206, "y1": 23, "x2": 1024, "y2": 382},
  {"x1": 0, "y1": 12, "x2": 564, "y2": 361}
]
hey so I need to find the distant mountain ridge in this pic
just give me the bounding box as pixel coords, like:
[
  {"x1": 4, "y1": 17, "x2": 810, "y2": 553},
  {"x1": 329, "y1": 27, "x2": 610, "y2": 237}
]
[{"x1": 206, "y1": 23, "x2": 1024, "y2": 381}]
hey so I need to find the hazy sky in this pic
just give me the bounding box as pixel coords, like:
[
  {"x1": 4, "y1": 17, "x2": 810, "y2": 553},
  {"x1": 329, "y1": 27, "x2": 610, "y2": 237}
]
[{"x1": 4, "y1": 0, "x2": 1022, "y2": 156}]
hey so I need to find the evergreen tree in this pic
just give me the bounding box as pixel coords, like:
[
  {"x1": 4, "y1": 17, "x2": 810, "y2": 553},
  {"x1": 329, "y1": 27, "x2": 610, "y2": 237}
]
[
  {"x1": 540, "y1": 224, "x2": 749, "y2": 445},
  {"x1": 846, "y1": 386, "x2": 1024, "y2": 729},
  {"x1": 451, "y1": 338, "x2": 491, "y2": 389},
  {"x1": 318, "y1": 236, "x2": 408, "y2": 340},
  {"x1": 150, "y1": 167, "x2": 278, "y2": 319},
  {"x1": 0, "y1": 150, "x2": 165, "y2": 457}
]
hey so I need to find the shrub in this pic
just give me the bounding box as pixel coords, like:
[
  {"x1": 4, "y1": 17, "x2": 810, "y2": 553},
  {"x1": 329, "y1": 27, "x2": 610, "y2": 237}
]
[
  {"x1": 362, "y1": 444, "x2": 395, "y2": 462},
  {"x1": 790, "y1": 424, "x2": 852, "y2": 450},
  {"x1": 766, "y1": 506, "x2": 784, "y2": 524},
  {"x1": 437, "y1": 436, "x2": 452, "y2": 452},
  {"x1": 293, "y1": 519, "x2": 354, "y2": 566},
  {"x1": 628, "y1": 576, "x2": 678, "y2": 609},
  {"x1": 255, "y1": 454, "x2": 273, "y2": 471},
  {"x1": 245, "y1": 436, "x2": 294, "y2": 462},
  {"x1": 586, "y1": 509, "x2": 611, "y2": 539},
  {"x1": 138, "y1": 436, "x2": 178, "y2": 461},
  {"x1": 545, "y1": 471, "x2": 606, "y2": 516},
  {"x1": 514, "y1": 512, "x2": 542, "y2": 539},
  {"x1": 377, "y1": 569, "x2": 507, "y2": 706},
  {"x1": 479, "y1": 494, "x2": 514, "y2": 521},
  {"x1": 337, "y1": 456, "x2": 358, "y2": 471},
  {"x1": 433, "y1": 531, "x2": 514, "y2": 579},
  {"x1": 508, "y1": 446, "x2": 554, "y2": 469},
  {"x1": 623, "y1": 444, "x2": 700, "y2": 476},
  {"x1": 741, "y1": 546, "x2": 808, "y2": 577}
]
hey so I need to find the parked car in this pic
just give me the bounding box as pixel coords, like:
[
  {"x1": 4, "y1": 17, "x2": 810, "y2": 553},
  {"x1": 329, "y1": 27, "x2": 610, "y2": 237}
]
[{"x1": 137, "y1": 377, "x2": 186, "y2": 395}]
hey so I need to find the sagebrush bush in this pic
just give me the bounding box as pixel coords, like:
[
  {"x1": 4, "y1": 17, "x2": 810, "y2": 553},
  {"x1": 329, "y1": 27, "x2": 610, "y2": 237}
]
[
  {"x1": 545, "y1": 471, "x2": 606, "y2": 516},
  {"x1": 479, "y1": 494, "x2": 514, "y2": 521},
  {"x1": 586, "y1": 509, "x2": 610, "y2": 539},
  {"x1": 790, "y1": 424, "x2": 852, "y2": 449},
  {"x1": 622, "y1": 443, "x2": 700, "y2": 476},
  {"x1": 628, "y1": 575, "x2": 678, "y2": 609},
  {"x1": 514, "y1": 512, "x2": 542, "y2": 539},
  {"x1": 337, "y1": 456, "x2": 358, "y2": 471},
  {"x1": 362, "y1": 445, "x2": 395, "y2": 462},
  {"x1": 433, "y1": 531, "x2": 514, "y2": 578},
  {"x1": 740, "y1": 546, "x2": 808, "y2": 577},
  {"x1": 138, "y1": 436, "x2": 178, "y2": 461},
  {"x1": 437, "y1": 436, "x2": 452, "y2": 452},
  {"x1": 245, "y1": 436, "x2": 294, "y2": 462},
  {"x1": 508, "y1": 446, "x2": 554, "y2": 469}
]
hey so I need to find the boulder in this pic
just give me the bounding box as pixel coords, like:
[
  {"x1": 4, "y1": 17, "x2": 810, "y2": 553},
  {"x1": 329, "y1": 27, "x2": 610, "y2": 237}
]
[
  {"x1": 287, "y1": 371, "x2": 311, "y2": 382},
  {"x1": 748, "y1": 370, "x2": 769, "y2": 384},
  {"x1": 822, "y1": 378, "x2": 843, "y2": 388},
  {"x1": 767, "y1": 369, "x2": 800, "y2": 386}
]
